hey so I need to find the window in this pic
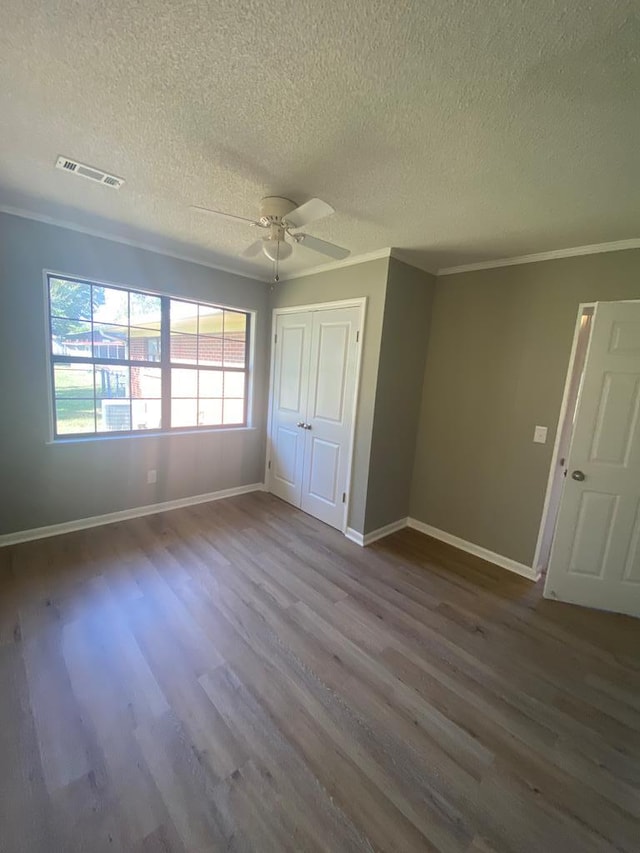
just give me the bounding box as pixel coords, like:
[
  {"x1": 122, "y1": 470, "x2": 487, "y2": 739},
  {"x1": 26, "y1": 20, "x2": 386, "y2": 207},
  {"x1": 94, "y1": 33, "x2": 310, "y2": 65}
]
[{"x1": 47, "y1": 275, "x2": 250, "y2": 438}]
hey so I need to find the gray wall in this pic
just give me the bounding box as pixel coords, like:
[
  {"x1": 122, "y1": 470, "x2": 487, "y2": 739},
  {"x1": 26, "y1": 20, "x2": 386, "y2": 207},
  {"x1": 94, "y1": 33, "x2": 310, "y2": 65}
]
[
  {"x1": 0, "y1": 213, "x2": 269, "y2": 535},
  {"x1": 365, "y1": 258, "x2": 435, "y2": 533},
  {"x1": 410, "y1": 249, "x2": 640, "y2": 567},
  {"x1": 8, "y1": 207, "x2": 636, "y2": 564},
  {"x1": 270, "y1": 258, "x2": 389, "y2": 534}
]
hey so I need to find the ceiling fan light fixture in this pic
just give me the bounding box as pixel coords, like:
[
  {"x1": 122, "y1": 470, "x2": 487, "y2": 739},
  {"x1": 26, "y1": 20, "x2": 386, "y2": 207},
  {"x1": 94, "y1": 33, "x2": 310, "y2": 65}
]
[{"x1": 262, "y1": 238, "x2": 293, "y2": 262}]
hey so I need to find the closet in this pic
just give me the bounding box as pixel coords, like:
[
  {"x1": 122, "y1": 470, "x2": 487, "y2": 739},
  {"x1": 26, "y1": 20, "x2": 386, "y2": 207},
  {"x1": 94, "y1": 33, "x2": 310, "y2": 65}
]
[{"x1": 267, "y1": 303, "x2": 362, "y2": 530}]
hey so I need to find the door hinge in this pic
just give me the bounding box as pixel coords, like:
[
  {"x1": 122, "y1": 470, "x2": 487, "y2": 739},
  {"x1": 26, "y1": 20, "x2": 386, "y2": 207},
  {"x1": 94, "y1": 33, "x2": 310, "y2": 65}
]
[
  {"x1": 274, "y1": 333, "x2": 278, "y2": 344},
  {"x1": 268, "y1": 460, "x2": 271, "y2": 470},
  {"x1": 342, "y1": 492, "x2": 346, "y2": 503},
  {"x1": 356, "y1": 330, "x2": 360, "y2": 343}
]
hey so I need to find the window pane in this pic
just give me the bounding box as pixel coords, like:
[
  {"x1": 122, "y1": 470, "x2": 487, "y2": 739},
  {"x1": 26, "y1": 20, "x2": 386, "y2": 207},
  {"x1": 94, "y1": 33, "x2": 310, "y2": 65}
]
[
  {"x1": 198, "y1": 336, "x2": 223, "y2": 366},
  {"x1": 49, "y1": 278, "x2": 250, "y2": 438},
  {"x1": 171, "y1": 333, "x2": 198, "y2": 364},
  {"x1": 49, "y1": 278, "x2": 92, "y2": 320},
  {"x1": 223, "y1": 398, "x2": 244, "y2": 424},
  {"x1": 51, "y1": 320, "x2": 92, "y2": 357},
  {"x1": 98, "y1": 399, "x2": 131, "y2": 432},
  {"x1": 198, "y1": 399, "x2": 222, "y2": 426},
  {"x1": 198, "y1": 304, "x2": 223, "y2": 335},
  {"x1": 199, "y1": 370, "x2": 223, "y2": 397},
  {"x1": 132, "y1": 399, "x2": 162, "y2": 430},
  {"x1": 224, "y1": 371, "x2": 245, "y2": 398},
  {"x1": 171, "y1": 398, "x2": 198, "y2": 428},
  {"x1": 93, "y1": 324, "x2": 128, "y2": 359},
  {"x1": 55, "y1": 398, "x2": 96, "y2": 434},
  {"x1": 223, "y1": 311, "x2": 247, "y2": 367},
  {"x1": 170, "y1": 299, "x2": 198, "y2": 333},
  {"x1": 131, "y1": 367, "x2": 161, "y2": 399},
  {"x1": 130, "y1": 330, "x2": 161, "y2": 362},
  {"x1": 54, "y1": 363, "x2": 94, "y2": 397},
  {"x1": 171, "y1": 368, "x2": 198, "y2": 397},
  {"x1": 93, "y1": 286, "x2": 129, "y2": 325},
  {"x1": 130, "y1": 292, "x2": 161, "y2": 328},
  {"x1": 95, "y1": 366, "x2": 129, "y2": 399}
]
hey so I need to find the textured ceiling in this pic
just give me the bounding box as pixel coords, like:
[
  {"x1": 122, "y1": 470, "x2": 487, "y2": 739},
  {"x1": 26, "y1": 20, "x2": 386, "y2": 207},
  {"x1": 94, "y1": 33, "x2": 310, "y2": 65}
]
[{"x1": 1, "y1": 1, "x2": 638, "y2": 279}]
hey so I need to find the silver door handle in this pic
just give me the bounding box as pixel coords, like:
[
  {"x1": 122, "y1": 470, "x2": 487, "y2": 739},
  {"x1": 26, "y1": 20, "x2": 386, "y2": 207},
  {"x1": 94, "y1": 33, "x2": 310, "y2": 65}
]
[
  {"x1": 297, "y1": 421, "x2": 305, "y2": 428},
  {"x1": 303, "y1": 423, "x2": 312, "y2": 430},
  {"x1": 571, "y1": 470, "x2": 586, "y2": 481}
]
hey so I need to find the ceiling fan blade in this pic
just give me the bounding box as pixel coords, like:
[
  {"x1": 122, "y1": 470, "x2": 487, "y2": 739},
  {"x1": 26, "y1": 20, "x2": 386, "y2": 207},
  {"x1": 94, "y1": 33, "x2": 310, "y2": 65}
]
[
  {"x1": 242, "y1": 240, "x2": 264, "y2": 258},
  {"x1": 190, "y1": 205, "x2": 261, "y2": 226},
  {"x1": 297, "y1": 234, "x2": 350, "y2": 260},
  {"x1": 285, "y1": 198, "x2": 334, "y2": 228}
]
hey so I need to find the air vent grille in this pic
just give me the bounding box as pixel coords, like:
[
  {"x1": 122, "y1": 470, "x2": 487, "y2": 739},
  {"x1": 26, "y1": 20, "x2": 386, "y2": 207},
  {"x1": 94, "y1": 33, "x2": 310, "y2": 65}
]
[{"x1": 55, "y1": 156, "x2": 124, "y2": 189}]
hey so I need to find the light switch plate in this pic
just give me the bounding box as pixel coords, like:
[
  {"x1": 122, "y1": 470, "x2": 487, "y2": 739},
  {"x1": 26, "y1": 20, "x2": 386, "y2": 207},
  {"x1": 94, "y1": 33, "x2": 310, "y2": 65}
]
[{"x1": 533, "y1": 425, "x2": 548, "y2": 444}]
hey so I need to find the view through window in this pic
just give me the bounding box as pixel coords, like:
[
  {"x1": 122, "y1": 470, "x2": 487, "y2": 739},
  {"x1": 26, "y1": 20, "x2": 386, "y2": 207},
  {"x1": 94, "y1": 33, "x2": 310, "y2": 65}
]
[{"x1": 48, "y1": 275, "x2": 250, "y2": 437}]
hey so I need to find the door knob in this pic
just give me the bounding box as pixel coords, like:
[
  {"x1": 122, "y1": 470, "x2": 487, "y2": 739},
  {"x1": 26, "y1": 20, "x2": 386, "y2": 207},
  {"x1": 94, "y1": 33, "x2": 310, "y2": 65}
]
[
  {"x1": 296, "y1": 421, "x2": 305, "y2": 428},
  {"x1": 571, "y1": 470, "x2": 586, "y2": 481},
  {"x1": 303, "y1": 423, "x2": 312, "y2": 430}
]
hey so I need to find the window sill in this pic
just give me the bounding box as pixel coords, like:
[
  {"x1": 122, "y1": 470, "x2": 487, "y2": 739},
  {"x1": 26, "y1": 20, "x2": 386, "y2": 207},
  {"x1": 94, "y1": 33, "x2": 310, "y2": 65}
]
[{"x1": 46, "y1": 426, "x2": 258, "y2": 446}]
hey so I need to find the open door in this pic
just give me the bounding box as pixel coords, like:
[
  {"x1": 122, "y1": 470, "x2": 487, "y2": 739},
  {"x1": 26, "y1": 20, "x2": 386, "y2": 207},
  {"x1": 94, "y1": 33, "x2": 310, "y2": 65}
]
[{"x1": 544, "y1": 301, "x2": 640, "y2": 617}]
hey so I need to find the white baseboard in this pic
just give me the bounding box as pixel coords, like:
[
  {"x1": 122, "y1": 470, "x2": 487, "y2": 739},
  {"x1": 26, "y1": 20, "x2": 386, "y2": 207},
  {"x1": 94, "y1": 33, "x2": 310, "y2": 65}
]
[
  {"x1": 346, "y1": 517, "x2": 408, "y2": 547},
  {"x1": 406, "y1": 518, "x2": 540, "y2": 581},
  {"x1": 345, "y1": 527, "x2": 364, "y2": 545},
  {"x1": 0, "y1": 483, "x2": 266, "y2": 548}
]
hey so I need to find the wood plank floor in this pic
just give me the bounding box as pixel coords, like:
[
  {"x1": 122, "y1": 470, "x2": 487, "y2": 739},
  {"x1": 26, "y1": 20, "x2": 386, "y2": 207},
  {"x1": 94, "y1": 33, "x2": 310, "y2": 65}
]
[{"x1": 1, "y1": 492, "x2": 639, "y2": 852}]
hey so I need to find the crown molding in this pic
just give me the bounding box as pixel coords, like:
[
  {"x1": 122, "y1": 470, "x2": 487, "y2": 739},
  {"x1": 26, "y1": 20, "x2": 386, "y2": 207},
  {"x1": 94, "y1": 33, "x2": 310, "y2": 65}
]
[
  {"x1": 5, "y1": 203, "x2": 636, "y2": 283},
  {"x1": 0, "y1": 204, "x2": 393, "y2": 284},
  {"x1": 437, "y1": 238, "x2": 640, "y2": 276},
  {"x1": 388, "y1": 248, "x2": 438, "y2": 275},
  {"x1": 0, "y1": 203, "x2": 273, "y2": 282},
  {"x1": 277, "y1": 247, "x2": 392, "y2": 281}
]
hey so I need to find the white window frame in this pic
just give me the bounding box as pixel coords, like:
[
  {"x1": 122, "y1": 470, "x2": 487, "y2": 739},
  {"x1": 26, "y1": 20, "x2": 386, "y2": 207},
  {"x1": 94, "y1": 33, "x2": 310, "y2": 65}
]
[{"x1": 43, "y1": 270, "x2": 256, "y2": 441}]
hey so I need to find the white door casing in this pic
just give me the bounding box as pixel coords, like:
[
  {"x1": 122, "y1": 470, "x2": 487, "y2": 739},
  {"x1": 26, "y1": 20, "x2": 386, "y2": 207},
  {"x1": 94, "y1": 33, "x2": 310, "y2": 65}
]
[
  {"x1": 544, "y1": 301, "x2": 640, "y2": 617},
  {"x1": 301, "y1": 307, "x2": 361, "y2": 529},
  {"x1": 267, "y1": 301, "x2": 364, "y2": 532}
]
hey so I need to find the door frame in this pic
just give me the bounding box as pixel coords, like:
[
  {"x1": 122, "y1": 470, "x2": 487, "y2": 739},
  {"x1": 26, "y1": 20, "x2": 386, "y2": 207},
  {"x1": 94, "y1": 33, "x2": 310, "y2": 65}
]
[
  {"x1": 265, "y1": 297, "x2": 368, "y2": 534},
  {"x1": 532, "y1": 302, "x2": 596, "y2": 573}
]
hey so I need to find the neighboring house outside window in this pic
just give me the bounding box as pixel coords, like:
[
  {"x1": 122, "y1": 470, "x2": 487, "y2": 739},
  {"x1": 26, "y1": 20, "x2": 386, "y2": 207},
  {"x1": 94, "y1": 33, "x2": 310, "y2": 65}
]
[{"x1": 47, "y1": 275, "x2": 250, "y2": 438}]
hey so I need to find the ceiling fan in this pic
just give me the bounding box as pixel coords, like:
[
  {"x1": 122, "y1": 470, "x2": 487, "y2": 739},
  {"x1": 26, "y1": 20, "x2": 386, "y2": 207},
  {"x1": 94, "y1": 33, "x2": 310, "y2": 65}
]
[{"x1": 191, "y1": 196, "x2": 350, "y2": 281}]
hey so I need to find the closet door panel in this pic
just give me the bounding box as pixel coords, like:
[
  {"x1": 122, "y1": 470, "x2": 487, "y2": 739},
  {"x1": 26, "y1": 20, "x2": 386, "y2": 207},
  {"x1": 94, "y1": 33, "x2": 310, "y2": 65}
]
[
  {"x1": 269, "y1": 312, "x2": 312, "y2": 507},
  {"x1": 301, "y1": 307, "x2": 360, "y2": 529}
]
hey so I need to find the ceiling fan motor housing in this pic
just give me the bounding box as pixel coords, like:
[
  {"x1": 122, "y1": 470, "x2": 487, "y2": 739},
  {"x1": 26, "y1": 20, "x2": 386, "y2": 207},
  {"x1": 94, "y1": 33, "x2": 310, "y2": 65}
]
[{"x1": 259, "y1": 196, "x2": 297, "y2": 226}]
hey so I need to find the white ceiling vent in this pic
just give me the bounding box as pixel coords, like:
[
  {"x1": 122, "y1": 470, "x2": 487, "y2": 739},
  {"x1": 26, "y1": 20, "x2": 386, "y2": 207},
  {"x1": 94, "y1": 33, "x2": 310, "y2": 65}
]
[{"x1": 55, "y1": 156, "x2": 124, "y2": 189}]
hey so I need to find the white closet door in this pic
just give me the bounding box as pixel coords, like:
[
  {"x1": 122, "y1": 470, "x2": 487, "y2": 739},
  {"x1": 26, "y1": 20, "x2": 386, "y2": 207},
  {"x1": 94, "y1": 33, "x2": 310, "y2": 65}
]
[
  {"x1": 300, "y1": 307, "x2": 360, "y2": 530},
  {"x1": 544, "y1": 301, "x2": 640, "y2": 617},
  {"x1": 269, "y1": 312, "x2": 312, "y2": 507}
]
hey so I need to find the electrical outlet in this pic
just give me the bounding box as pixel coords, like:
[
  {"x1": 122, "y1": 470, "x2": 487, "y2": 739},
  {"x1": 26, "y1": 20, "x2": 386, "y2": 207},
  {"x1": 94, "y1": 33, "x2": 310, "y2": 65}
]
[
  {"x1": 147, "y1": 469, "x2": 157, "y2": 484},
  {"x1": 533, "y1": 425, "x2": 548, "y2": 444}
]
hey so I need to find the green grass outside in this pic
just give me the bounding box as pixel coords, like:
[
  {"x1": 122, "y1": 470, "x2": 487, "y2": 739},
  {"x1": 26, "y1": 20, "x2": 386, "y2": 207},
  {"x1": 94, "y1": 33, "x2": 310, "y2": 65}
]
[{"x1": 54, "y1": 368, "x2": 97, "y2": 434}]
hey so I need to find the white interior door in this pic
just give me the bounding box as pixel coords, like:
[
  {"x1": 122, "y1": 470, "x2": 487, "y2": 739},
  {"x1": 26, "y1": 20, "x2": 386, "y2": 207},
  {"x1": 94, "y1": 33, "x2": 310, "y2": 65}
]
[
  {"x1": 544, "y1": 301, "x2": 640, "y2": 617},
  {"x1": 268, "y1": 311, "x2": 312, "y2": 507},
  {"x1": 300, "y1": 307, "x2": 360, "y2": 529}
]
